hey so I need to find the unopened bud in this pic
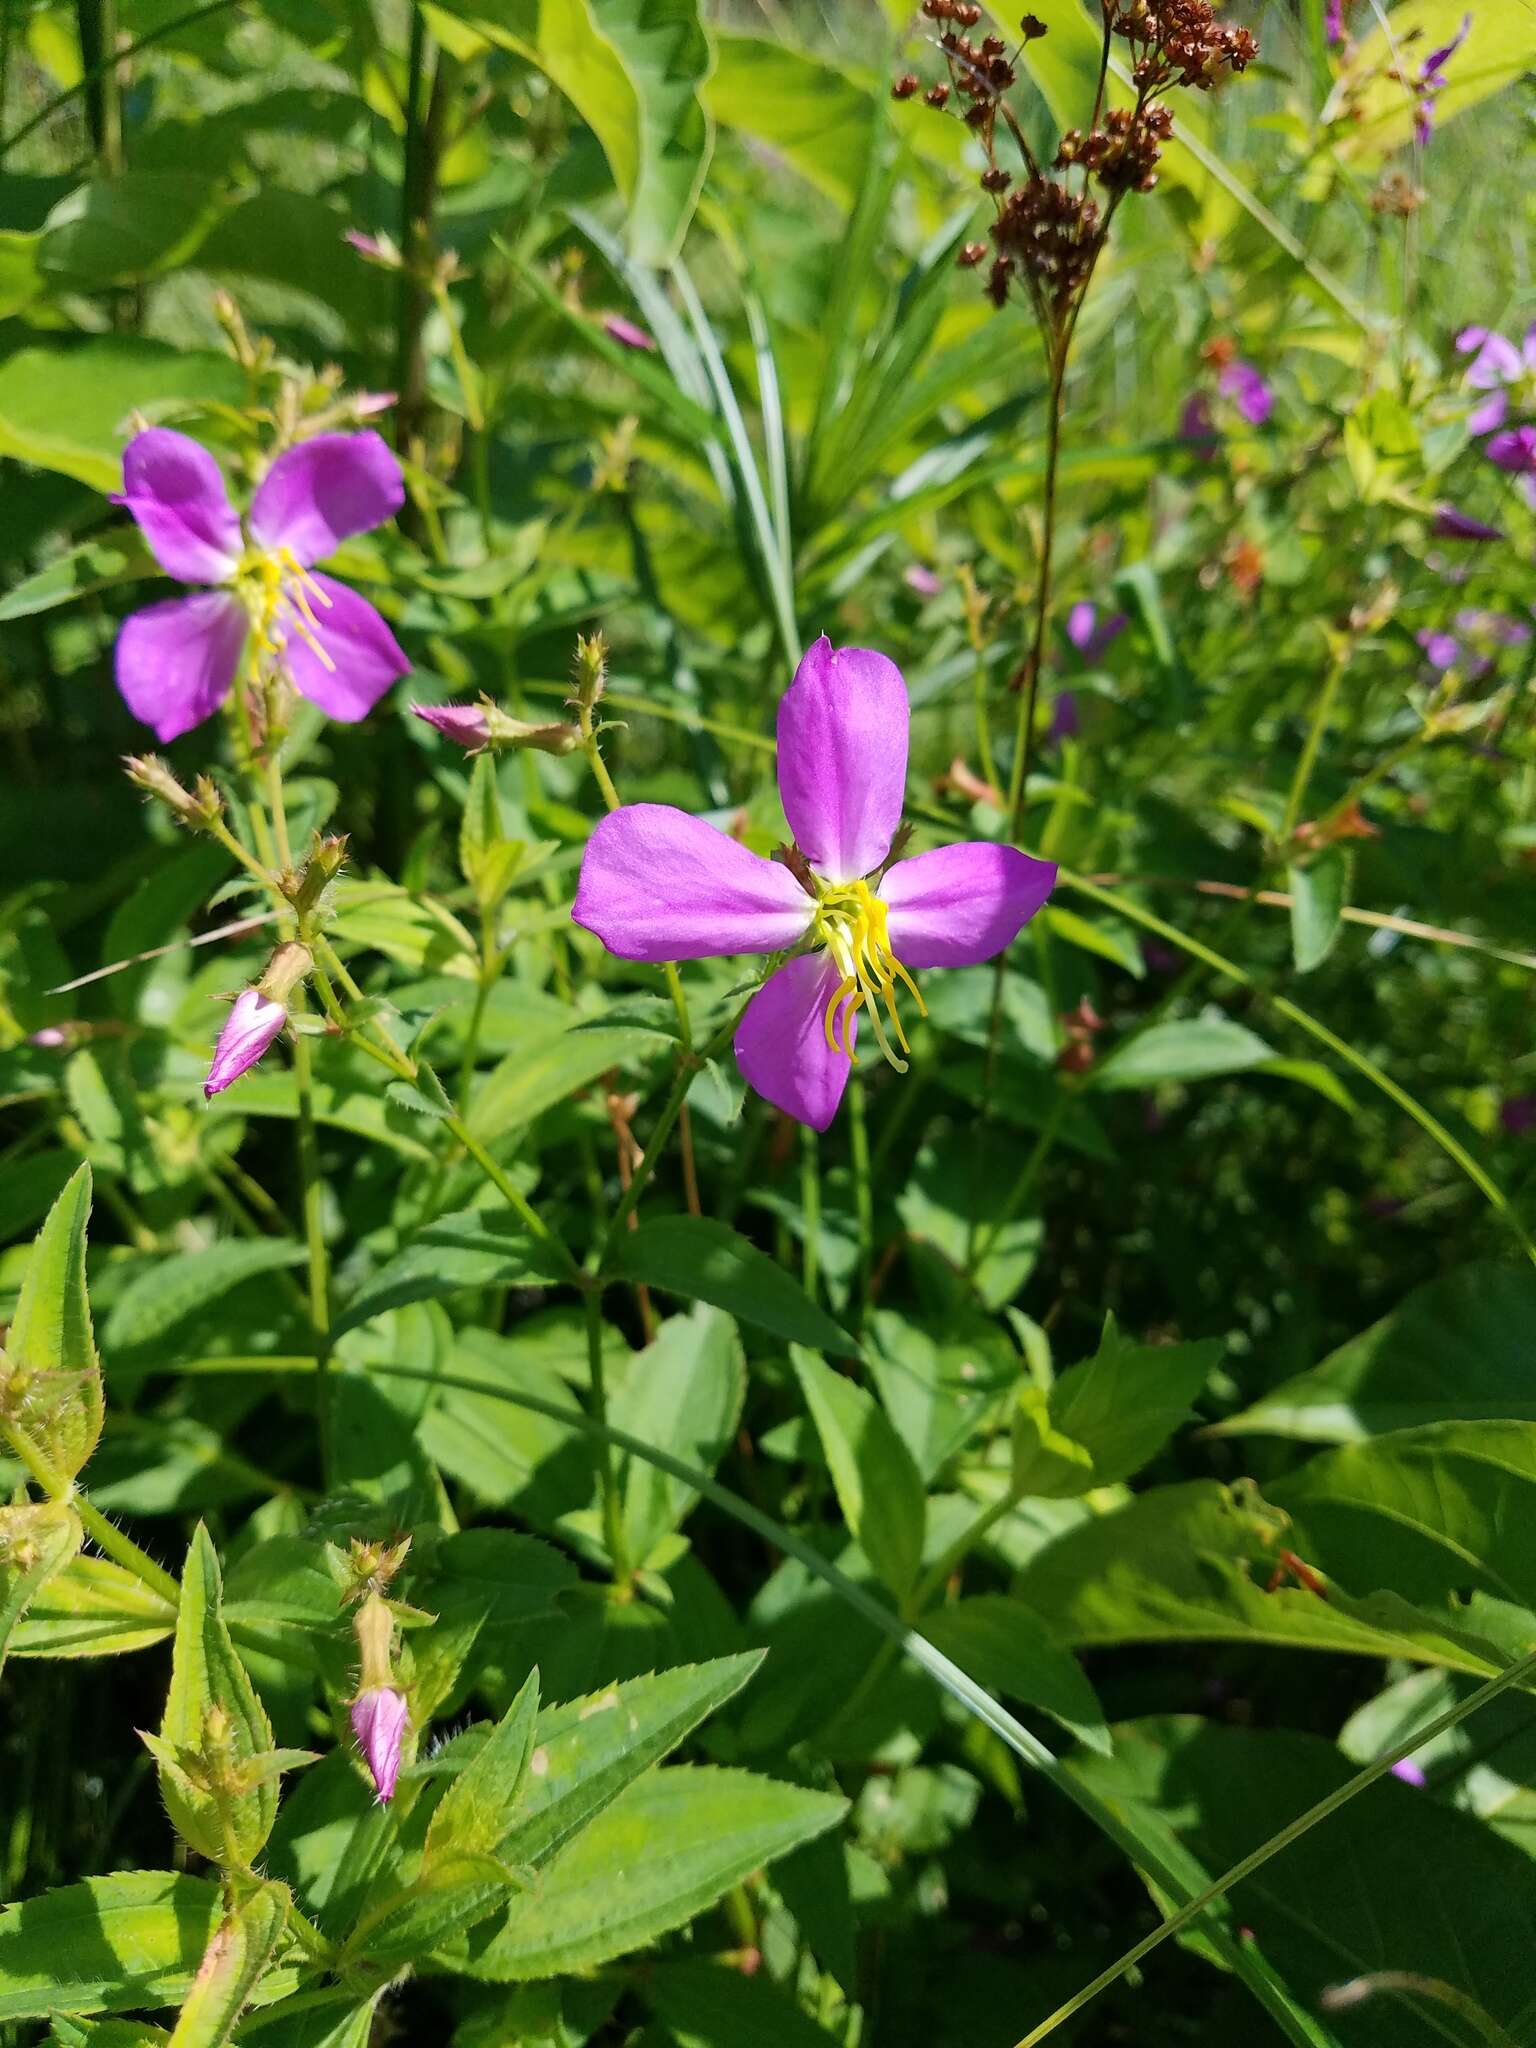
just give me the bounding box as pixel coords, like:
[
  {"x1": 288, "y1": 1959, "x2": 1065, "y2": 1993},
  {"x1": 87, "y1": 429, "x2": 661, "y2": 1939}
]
[
  {"x1": 204, "y1": 989, "x2": 287, "y2": 1101},
  {"x1": 602, "y1": 313, "x2": 656, "y2": 352},
  {"x1": 344, "y1": 229, "x2": 402, "y2": 270},
  {"x1": 288, "y1": 835, "x2": 348, "y2": 917},
  {"x1": 413, "y1": 700, "x2": 491, "y2": 751},
  {"x1": 124, "y1": 754, "x2": 203, "y2": 825},
  {"x1": 350, "y1": 1686, "x2": 409, "y2": 1804},
  {"x1": 571, "y1": 631, "x2": 609, "y2": 714}
]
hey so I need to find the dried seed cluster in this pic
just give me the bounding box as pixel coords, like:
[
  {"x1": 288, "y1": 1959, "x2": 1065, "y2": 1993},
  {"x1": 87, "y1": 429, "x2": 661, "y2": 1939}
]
[{"x1": 1108, "y1": 0, "x2": 1258, "y2": 93}]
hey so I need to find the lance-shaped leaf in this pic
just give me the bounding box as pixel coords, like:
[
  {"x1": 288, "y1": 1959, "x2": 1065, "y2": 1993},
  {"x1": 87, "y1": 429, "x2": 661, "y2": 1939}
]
[
  {"x1": 340, "y1": 1852, "x2": 515, "y2": 1977},
  {"x1": 425, "y1": 1671, "x2": 540, "y2": 1867},
  {"x1": 3, "y1": 1164, "x2": 102, "y2": 1482},
  {"x1": 0, "y1": 1871, "x2": 223, "y2": 2021},
  {"x1": 0, "y1": 1501, "x2": 82, "y2": 1678},
  {"x1": 792, "y1": 1348, "x2": 925, "y2": 1599},
  {"x1": 166, "y1": 1880, "x2": 289, "y2": 2048},
  {"x1": 11, "y1": 1555, "x2": 176, "y2": 1659},
  {"x1": 147, "y1": 1525, "x2": 285, "y2": 1866}
]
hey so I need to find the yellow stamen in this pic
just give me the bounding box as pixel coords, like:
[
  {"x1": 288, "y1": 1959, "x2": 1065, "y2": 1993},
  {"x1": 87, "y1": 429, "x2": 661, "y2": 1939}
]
[
  {"x1": 233, "y1": 545, "x2": 337, "y2": 673},
  {"x1": 811, "y1": 877, "x2": 923, "y2": 1074}
]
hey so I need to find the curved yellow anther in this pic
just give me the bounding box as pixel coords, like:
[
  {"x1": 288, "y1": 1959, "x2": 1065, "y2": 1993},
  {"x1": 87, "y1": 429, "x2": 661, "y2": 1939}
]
[{"x1": 810, "y1": 877, "x2": 922, "y2": 1074}]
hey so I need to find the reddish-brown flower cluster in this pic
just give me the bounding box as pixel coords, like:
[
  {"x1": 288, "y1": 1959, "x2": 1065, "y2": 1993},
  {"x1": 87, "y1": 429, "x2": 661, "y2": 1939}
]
[
  {"x1": 1056, "y1": 105, "x2": 1175, "y2": 193},
  {"x1": 1109, "y1": 0, "x2": 1258, "y2": 93},
  {"x1": 991, "y1": 178, "x2": 1103, "y2": 313}
]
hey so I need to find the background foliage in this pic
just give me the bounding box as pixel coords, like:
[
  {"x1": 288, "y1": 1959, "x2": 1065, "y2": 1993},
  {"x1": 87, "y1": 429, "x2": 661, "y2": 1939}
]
[{"x1": 3, "y1": 0, "x2": 1536, "y2": 2044}]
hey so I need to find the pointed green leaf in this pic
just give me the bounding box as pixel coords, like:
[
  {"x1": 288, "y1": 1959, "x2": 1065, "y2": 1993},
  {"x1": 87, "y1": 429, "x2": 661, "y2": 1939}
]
[
  {"x1": 0, "y1": 1873, "x2": 223, "y2": 2020},
  {"x1": 1288, "y1": 849, "x2": 1349, "y2": 973},
  {"x1": 917, "y1": 1595, "x2": 1110, "y2": 1755},
  {"x1": 5, "y1": 1163, "x2": 102, "y2": 1481},
  {"x1": 589, "y1": 0, "x2": 715, "y2": 266},
  {"x1": 154, "y1": 1525, "x2": 279, "y2": 1864},
  {"x1": 1043, "y1": 1317, "x2": 1222, "y2": 1489},
  {"x1": 609, "y1": 1218, "x2": 858, "y2": 1357},
  {"x1": 342, "y1": 1852, "x2": 513, "y2": 1974},
  {"x1": 166, "y1": 1881, "x2": 289, "y2": 2048},
  {"x1": 11, "y1": 1555, "x2": 176, "y2": 1659},
  {"x1": 614, "y1": 1307, "x2": 745, "y2": 1564},
  {"x1": 792, "y1": 1348, "x2": 925, "y2": 1598},
  {"x1": 426, "y1": 1672, "x2": 540, "y2": 1866},
  {"x1": 447, "y1": 1766, "x2": 846, "y2": 1979}
]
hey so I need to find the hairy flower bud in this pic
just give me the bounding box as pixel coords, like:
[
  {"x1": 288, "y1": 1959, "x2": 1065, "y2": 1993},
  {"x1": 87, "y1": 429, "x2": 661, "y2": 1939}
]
[
  {"x1": 204, "y1": 989, "x2": 286, "y2": 1101},
  {"x1": 413, "y1": 700, "x2": 492, "y2": 751},
  {"x1": 350, "y1": 1686, "x2": 409, "y2": 1804}
]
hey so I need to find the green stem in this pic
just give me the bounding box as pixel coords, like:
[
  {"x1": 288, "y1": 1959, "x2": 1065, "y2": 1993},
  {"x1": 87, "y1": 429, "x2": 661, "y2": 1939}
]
[
  {"x1": 0, "y1": 0, "x2": 237, "y2": 161},
  {"x1": 595, "y1": 1006, "x2": 743, "y2": 1264},
  {"x1": 1279, "y1": 640, "x2": 1349, "y2": 844},
  {"x1": 800, "y1": 1126, "x2": 821, "y2": 1302},
  {"x1": 431, "y1": 278, "x2": 483, "y2": 431},
  {"x1": 847, "y1": 1074, "x2": 872, "y2": 1328},
  {"x1": 585, "y1": 1285, "x2": 630, "y2": 1590},
  {"x1": 1, "y1": 1422, "x2": 179, "y2": 1609},
  {"x1": 291, "y1": 1025, "x2": 332, "y2": 1486}
]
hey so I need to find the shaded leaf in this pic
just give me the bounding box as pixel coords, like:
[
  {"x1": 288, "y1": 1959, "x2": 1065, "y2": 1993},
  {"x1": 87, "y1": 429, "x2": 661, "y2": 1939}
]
[{"x1": 608, "y1": 1217, "x2": 858, "y2": 1357}]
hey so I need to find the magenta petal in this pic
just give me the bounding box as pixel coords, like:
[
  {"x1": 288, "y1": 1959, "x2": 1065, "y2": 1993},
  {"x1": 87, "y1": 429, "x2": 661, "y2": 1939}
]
[
  {"x1": 204, "y1": 988, "x2": 286, "y2": 1099},
  {"x1": 1468, "y1": 391, "x2": 1509, "y2": 436},
  {"x1": 881, "y1": 842, "x2": 1057, "y2": 968},
  {"x1": 734, "y1": 954, "x2": 854, "y2": 1132},
  {"x1": 572, "y1": 804, "x2": 812, "y2": 962},
  {"x1": 249, "y1": 431, "x2": 405, "y2": 565},
  {"x1": 1487, "y1": 427, "x2": 1536, "y2": 475},
  {"x1": 1462, "y1": 331, "x2": 1522, "y2": 389},
  {"x1": 776, "y1": 636, "x2": 909, "y2": 884},
  {"x1": 113, "y1": 428, "x2": 242, "y2": 584},
  {"x1": 115, "y1": 590, "x2": 247, "y2": 741},
  {"x1": 350, "y1": 1686, "x2": 409, "y2": 1803},
  {"x1": 279, "y1": 574, "x2": 408, "y2": 721}
]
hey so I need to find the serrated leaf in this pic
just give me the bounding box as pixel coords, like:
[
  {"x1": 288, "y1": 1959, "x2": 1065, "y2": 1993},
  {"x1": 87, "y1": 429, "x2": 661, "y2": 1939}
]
[
  {"x1": 154, "y1": 1526, "x2": 279, "y2": 1865},
  {"x1": 0, "y1": 1873, "x2": 223, "y2": 2020},
  {"x1": 459, "y1": 753, "x2": 504, "y2": 896},
  {"x1": 608, "y1": 1217, "x2": 858, "y2": 1357},
  {"x1": 1042, "y1": 1317, "x2": 1221, "y2": 1489},
  {"x1": 166, "y1": 1881, "x2": 288, "y2": 2048},
  {"x1": 426, "y1": 1672, "x2": 541, "y2": 1866},
  {"x1": 5, "y1": 1163, "x2": 102, "y2": 1482},
  {"x1": 446, "y1": 1766, "x2": 845, "y2": 1979},
  {"x1": 792, "y1": 1348, "x2": 925, "y2": 1599}
]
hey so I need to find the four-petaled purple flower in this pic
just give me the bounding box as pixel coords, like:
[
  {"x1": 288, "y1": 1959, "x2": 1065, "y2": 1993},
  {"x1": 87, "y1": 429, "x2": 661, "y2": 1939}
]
[
  {"x1": 1066, "y1": 601, "x2": 1127, "y2": 664},
  {"x1": 1325, "y1": 0, "x2": 1347, "y2": 44},
  {"x1": 204, "y1": 988, "x2": 286, "y2": 1100},
  {"x1": 1414, "y1": 14, "x2": 1471, "y2": 146},
  {"x1": 572, "y1": 637, "x2": 1056, "y2": 1130},
  {"x1": 350, "y1": 1685, "x2": 409, "y2": 1804},
  {"x1": 113, "y1": 428, "x2": 409, "y2": 742},
  {"x1": 1219, "y1": 360, "x2": 1274, "y2": 427},
  {"x1": 1456, "y1": 323, "x2": 1536, "y2": 437}
]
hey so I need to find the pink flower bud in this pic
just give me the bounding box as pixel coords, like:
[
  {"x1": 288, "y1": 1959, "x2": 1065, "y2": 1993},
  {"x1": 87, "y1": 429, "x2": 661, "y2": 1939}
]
[
  {"x1": 603, "y1": 313, "x2": 656, "y2": 352},
  {"x1": 903, "y1": 564, "x2": 942, "y2": 597},
  {"x1": 352, "y1": 391, "x2": 397, "y2": 418},
  {"x1": 204, "y1": 988, "x2": 286, "y2": 1100},
  {"x1": 1390, "y1": 1757, "x2": 1427, "y2": 1787},
  {"x1": 27, "y1": 1026, "x2": 69, "y2": 1049},
  {"x1": 412, "y1": 700, "x2": 491, "y2": 750},
  {"x1": 350, "y1": 1686, "x2": 409, "y2": 1803}
]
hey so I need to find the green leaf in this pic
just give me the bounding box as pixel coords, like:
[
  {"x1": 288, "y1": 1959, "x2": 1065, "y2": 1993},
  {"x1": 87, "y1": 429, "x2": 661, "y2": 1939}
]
[
  {"x1": 6, "y1": 1163, "x2": 102, "y2": 1483},
  {"x1": 1015, "y1": 1479, "x2": 1518, "y2": 1685},
  {"x1": 607, "y1": 1217, "x2": 858, "y2": 1357},
  {"x1": 645, "y1": 1958, "x2": 845, "y2": 2048},
  {"x1": 39, "y1": 172, "x2": 226, "y2": 289},
  {"x1": 1074, "y1": 1718, "x2": 1536, "y2": 2046},
  {"x1": 446, "y1": 1766, "x2": 846, "y2": 1979},
  {"x1": 458, "y1": 753, "x2": 504, "y2": 898},
  {"x1": 589, "y1": 0, "x2": 715, "y2": 265},
  {"x1": 1043, "y1": 905, "x2": 1145, "y2": 979},
  {"x1": 612, "y1": 1307, "x2": 745, "y2": 1565},
  {"x1": 165, "y1": 1881, "x2": 288, "y2": 2048},
  {"x1": 1211, "y1": 1264, "x2": 1536, "y2": 1443},
  {"x1": 154, "y1": 1525, "x2": 280, "y2": 1865},
  {"x1": 896, "y1": 1127, "x2": 1042, "y2": 1311},
  {"x1": 792, "y1": 1348, "x2": 925, "y2": 1599},
  {"x1": 468, "y1": 1022, "x2": 667, "y2": 1142},
  {"x1": 1091, "y1": 1015, "x2": 1277, "y2": 1091},
  {"x1": 10, "y1": 1555, "x2": 176, "y2": 1659},
  {"x1": 0, "y1": 341, "x2": 245, "y2": 491},
  {"x1": 344, "y1": 1852, "x2": 514, "y2": 1975},
  {"x1": 0, "y1": 1502, "x2": 82, "y2": 1678},
  {"x1": 103, "y1": 1242, "x2": 304, "y2": 1357},
  {"x1": 426, "y1": 1673, "x2": 541, "y2": 1866},
  {"x1": 1288, "y1": 849, "x2": 1349, "y2": 973},
  {"x1": 493, "y1": 1653, "x2": 765, "y2": 1869},
  {"x1": 0, "y1": 228, "x2": 41, "y2": 320},
  {"x1": 1336, "y1": 2, "x2": 1536, "y2": 164},
  {"x1": 332, "y1": 1209, "x2": 566, "y2": 1338},
  {"x1": 1344, "y1": 390, "x2": 1421, "y2": 505},
  {"x1": 918, "y1": 1596, "x2": 1109, "y2": 1754},
  {"x1": 0, "y1": 1873, "x2": 223, "y2": 2021},
  {"x1": 201, "y1": 1070, "x2": 436, "y2": 1161},
  {"x1": 1040, "y1": 1317, "x2": 1222, "y2": 1490},
  {"x1": 703, "y1": 33, "x2": 871, "y2": 206},
  {"x1": 0, "y1": 531, "x2": 160, "y2": 621}
]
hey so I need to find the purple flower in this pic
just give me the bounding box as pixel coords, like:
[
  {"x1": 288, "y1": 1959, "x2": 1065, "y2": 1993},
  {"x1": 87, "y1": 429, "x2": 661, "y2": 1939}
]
[
  {"x1": 350, "y1": 1686, "x2": 409, "y2": 1804},
  {"x1": 204, "y1": 988, "x2": 286, "y2": 1100},
  {"x1": 1390, "y1": 1757, "x2": 1427, "y2": 1788},
  {"x1": 1049, "y1": 691, "x2": 1080, "y2": 744},
  {"x1": 1487, "y1": 426, "x2": 1536, "y2": 474},
  {"x1": 1179, "y1": 391, "x2": 1219, "y2": 454},
  {"x1": 1456, "y1": 323, "x2": 1536, "y2": 436},
  {"x1": 1500, "y1": 1096, "x2": 1536, "y2": 1136},
  {"x1": 1430, "y1": 504, "x2": 1503, "y2": 542},
  {"x1": 113, "y1": 429, "x2": 409, "y2": 742},
  {"x1": 603, "y1": 313, "x2": 656, "y2": 352},
  {"x1": 572, "y1": 636, "x2": 1056, "y2": 1130},
  {"x1": 1416, "y1": 628, "x2": 1462, "y2": 671},
  {"x1": 413, "y1": 700, "x2": 491, "y2": 750},
  {"x1": 1065, "y1": 602, "x2": 1127, "y2": 664},
  {"x1": 1414, "y1": 14, "x2": 1471, "y2": 146},
  {"x1": 904, "y1": 563, "x2": 943, "y2": 598},
  {"x1": 1219, "y1": 360, "x2": 1274, "y2": 427},
  {"x1": 1326, "y1": 0, "x2": 1346, "y2": 42}
]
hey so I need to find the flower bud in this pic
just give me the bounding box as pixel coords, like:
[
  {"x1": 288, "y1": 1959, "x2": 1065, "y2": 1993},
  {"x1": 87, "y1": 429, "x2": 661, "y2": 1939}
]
[
  {"x1": 413, "y1": 700, "x2": 491, "y2": 751},
  {"x1": 602, "y1": 313, "x2": 656, "y2": 352},
  {"x1": 124, "y1": 754, "x2": 201, "y2": 824},
  {"x1": 571, "y1": 631, "x2": 609, "y2": 714},
  {"x1": 204, "y1": 989, "x2": 287, "y2": 1100},
  {"x1": 344, "y1": 229, "x2": 402, "y2": 270},
  {"x1": 350, "y1": 1686, "x2": 409, "y2": 1804}
]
